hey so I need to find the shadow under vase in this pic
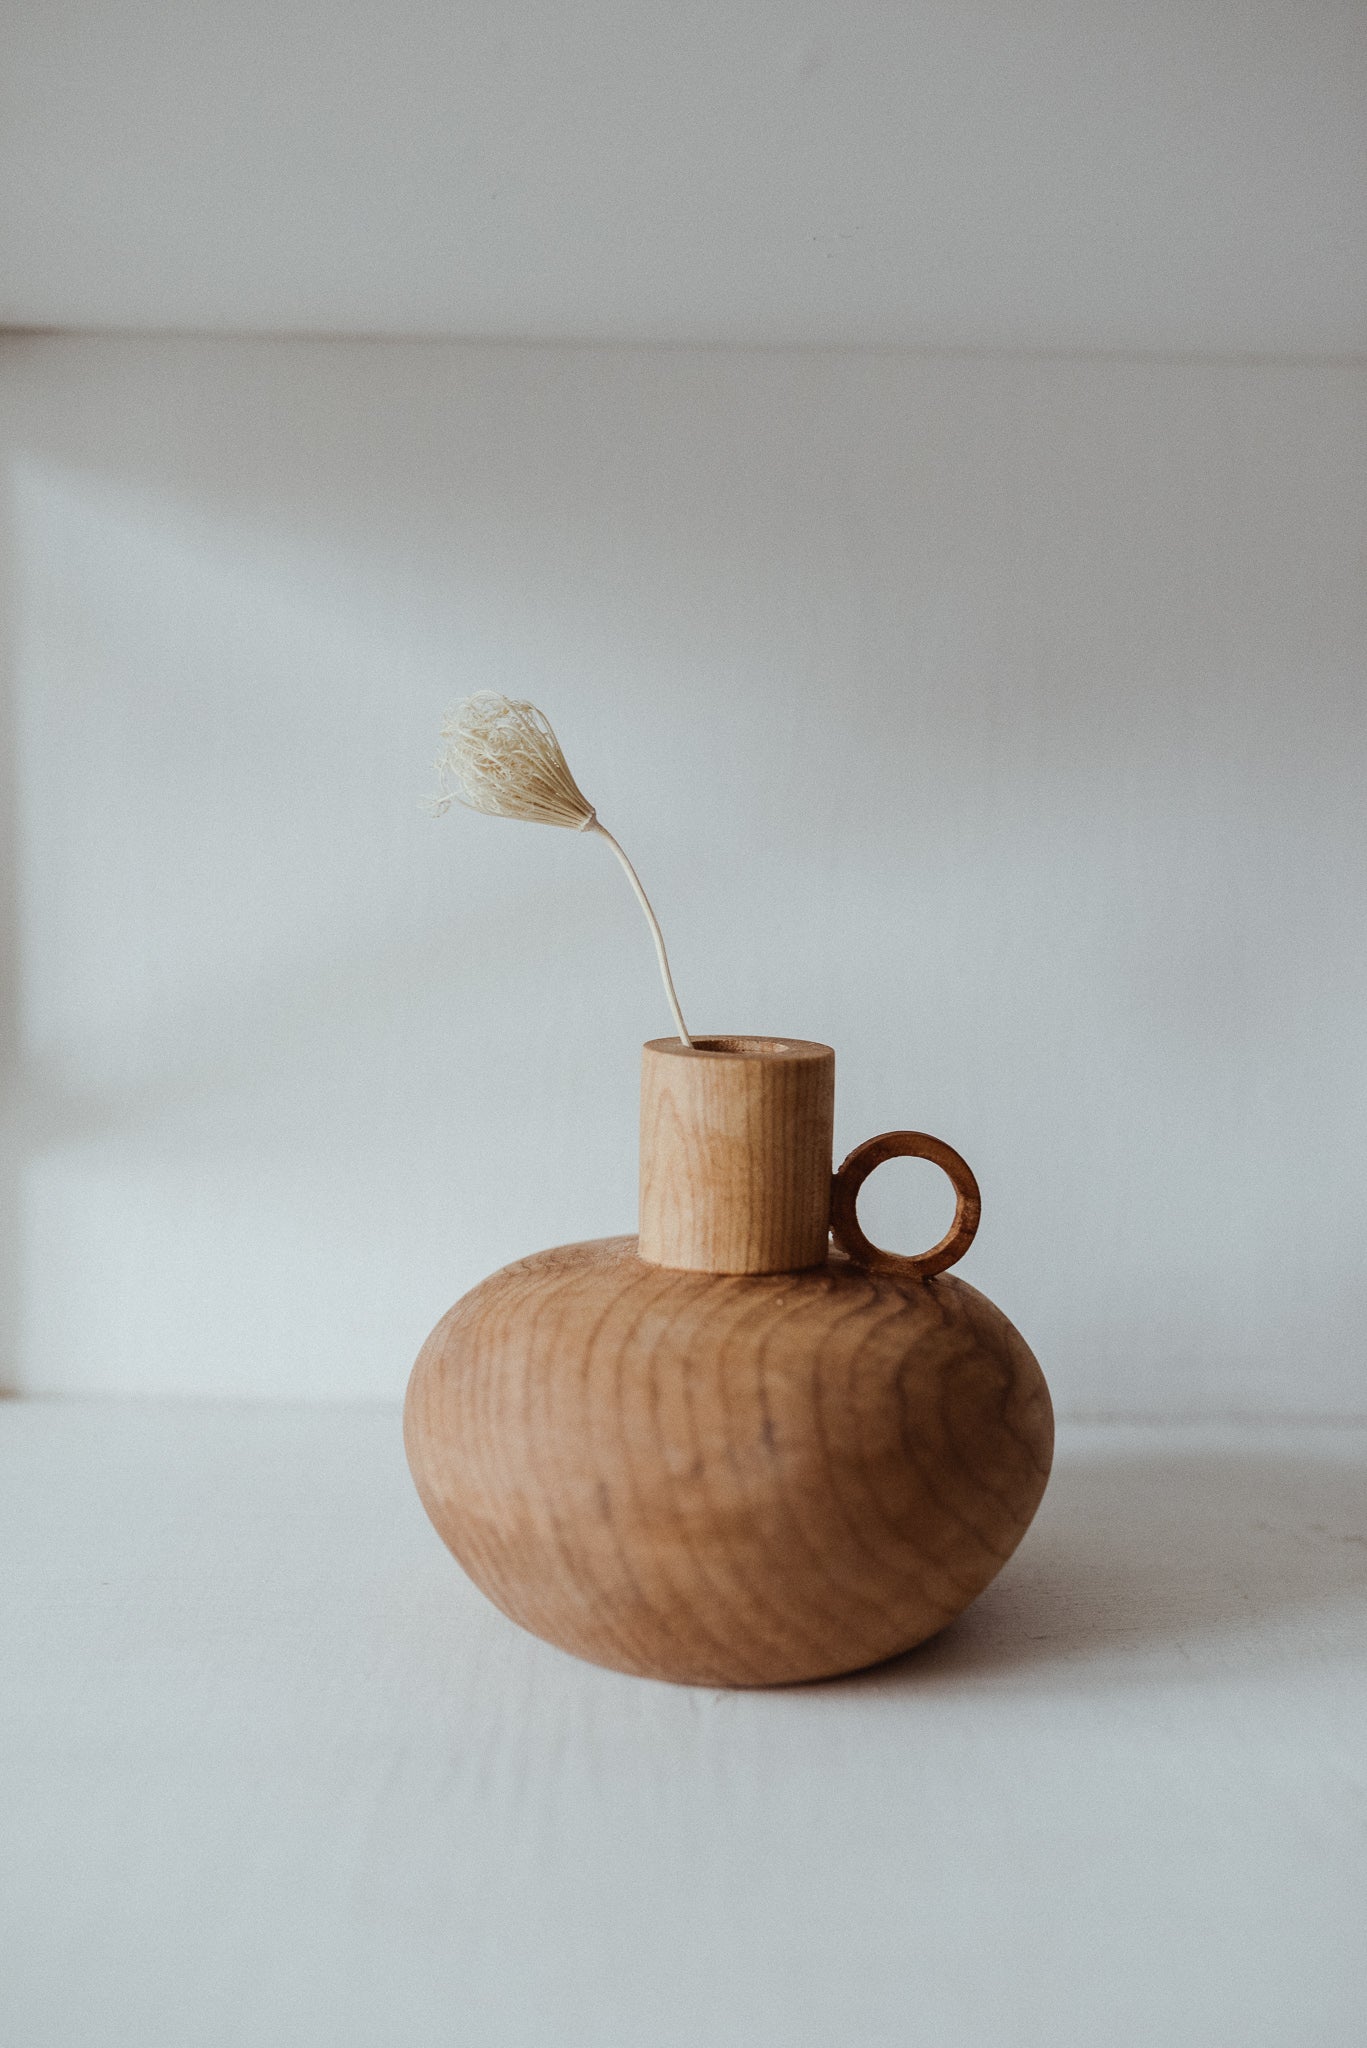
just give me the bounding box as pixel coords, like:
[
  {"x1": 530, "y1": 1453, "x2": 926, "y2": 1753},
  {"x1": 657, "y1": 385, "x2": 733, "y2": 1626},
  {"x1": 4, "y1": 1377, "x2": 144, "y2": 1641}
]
[{"x1": 836, "y1": 1428, "x2": 1367, "y2": 1694}]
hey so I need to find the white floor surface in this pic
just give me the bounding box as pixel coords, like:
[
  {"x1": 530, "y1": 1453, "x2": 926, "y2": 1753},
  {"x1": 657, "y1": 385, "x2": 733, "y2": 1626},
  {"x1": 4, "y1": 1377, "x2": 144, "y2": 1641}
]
[{"x1": 2, "y1": 1402, "x2": 1364, "y2": 2048}]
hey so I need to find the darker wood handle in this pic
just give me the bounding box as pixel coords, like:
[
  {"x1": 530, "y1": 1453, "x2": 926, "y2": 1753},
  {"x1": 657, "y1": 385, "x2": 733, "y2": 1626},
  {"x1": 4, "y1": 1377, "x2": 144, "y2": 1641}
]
[{"x1": 830, "y1": 1131, "x2": 981, "y2": 1282}]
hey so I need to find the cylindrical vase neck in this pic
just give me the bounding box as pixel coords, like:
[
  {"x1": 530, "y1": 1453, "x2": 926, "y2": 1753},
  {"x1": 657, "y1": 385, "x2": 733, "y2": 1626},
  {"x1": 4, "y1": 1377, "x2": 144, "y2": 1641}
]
[{"x1": 638, "y1": 1036, "x2": 835, "y2": 1274}]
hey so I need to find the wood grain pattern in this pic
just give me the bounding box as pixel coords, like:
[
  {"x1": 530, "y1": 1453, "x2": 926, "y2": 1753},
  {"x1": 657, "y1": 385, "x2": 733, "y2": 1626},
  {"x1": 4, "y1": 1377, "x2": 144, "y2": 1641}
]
[
  {"x1": 404, "y1": 1238, "x2": 1053, "y2": 1686},
  {"x1": 830, "y1": 1130, "x2": 982, "y2": 1282},
  {"x1": 638, "y1": 1036, "x2": 835, "y2": 1274}
]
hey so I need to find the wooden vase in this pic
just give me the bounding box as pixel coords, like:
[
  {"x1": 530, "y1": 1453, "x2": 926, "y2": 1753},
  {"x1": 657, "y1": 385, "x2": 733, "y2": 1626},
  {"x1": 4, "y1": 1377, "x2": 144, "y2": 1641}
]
[{"x1": 405, "y1": 1036, "x2": 1053, "y2": 1687}]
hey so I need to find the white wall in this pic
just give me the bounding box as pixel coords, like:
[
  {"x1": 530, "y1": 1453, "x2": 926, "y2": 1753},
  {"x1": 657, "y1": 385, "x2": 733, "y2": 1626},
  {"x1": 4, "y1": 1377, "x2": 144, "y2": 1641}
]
[
  {"x1": 4, "y1": 1, "x2": 1365, "y2": 356},
  {"x1": 1, "y1": 334, "x2": 1363, "y2": 1414}
]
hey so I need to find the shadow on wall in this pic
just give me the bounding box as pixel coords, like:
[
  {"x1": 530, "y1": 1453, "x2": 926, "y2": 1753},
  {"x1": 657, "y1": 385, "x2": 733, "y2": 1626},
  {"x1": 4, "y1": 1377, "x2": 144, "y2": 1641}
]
[
  {"x1": 0, "y1": 335, "x2": 1364, "y2": 1405},
  {"x1": 845, "y1": 1436, "x2": 1367, "y2": 1694},
  {"x1": 0, "y1": 470, "x2": 16, "y2": 1390},
  {"x1": 0, "y1": 431, "x2": 654, "y2": 1396}
]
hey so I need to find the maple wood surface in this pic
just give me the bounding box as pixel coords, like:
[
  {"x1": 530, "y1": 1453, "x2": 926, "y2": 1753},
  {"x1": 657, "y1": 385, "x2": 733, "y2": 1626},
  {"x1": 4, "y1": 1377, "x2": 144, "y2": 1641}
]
[
  {"x1": 830, "y1": 1129, "x2": 983, "y2": 1282},
  {"x1": 405, "y1": 1237, "x2": 1053, "y2": 1686},
  {"x1": 638, "y1": 1036, "x2": 835, "y2": 1275}
]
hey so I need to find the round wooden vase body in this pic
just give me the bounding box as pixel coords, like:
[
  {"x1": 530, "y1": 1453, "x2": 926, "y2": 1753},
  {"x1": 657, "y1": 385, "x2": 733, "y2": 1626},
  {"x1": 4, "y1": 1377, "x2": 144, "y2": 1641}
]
[{"x1": 406, "y1": 1038, "x2": 1053, "y2": 1687}]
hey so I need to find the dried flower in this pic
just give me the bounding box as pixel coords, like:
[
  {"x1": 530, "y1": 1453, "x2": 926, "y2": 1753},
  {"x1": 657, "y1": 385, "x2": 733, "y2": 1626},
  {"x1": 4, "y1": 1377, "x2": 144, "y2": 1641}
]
[
  {"x1": 427, "y1": 693, "x2": 692, "y2": 1045},
  {"x1": 427, "y1": 693, "x2": 595, "y2": 829}
]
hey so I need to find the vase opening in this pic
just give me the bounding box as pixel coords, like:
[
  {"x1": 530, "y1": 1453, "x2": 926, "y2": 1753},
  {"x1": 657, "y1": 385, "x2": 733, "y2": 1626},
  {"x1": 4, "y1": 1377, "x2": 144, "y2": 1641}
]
[{"x1": 673, "y1": 1036, "x2": 796, "y2": 1057}]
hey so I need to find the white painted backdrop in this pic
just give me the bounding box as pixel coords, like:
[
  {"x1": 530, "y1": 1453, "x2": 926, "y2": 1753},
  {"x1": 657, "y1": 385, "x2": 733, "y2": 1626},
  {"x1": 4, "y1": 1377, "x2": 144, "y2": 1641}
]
[{"x1": 1, "y1": 334, "x2": 1362, "y2": 1413}]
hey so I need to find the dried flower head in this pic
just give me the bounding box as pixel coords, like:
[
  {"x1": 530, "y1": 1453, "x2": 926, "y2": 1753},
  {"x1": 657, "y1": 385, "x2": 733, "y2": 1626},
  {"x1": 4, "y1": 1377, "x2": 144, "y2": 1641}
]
[
  {"x1": 426, "y1": 692, "x2": 692, "y2": 1044},
  {"x1": 427, "y1": 693, "x2": 596, "y2": 830}
]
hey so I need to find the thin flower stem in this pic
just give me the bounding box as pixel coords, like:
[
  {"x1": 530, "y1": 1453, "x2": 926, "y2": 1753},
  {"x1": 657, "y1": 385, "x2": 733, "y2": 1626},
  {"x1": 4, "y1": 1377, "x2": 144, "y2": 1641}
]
[{"x1": 589, "y1": 821, "x2": 693, "y2": 1047}]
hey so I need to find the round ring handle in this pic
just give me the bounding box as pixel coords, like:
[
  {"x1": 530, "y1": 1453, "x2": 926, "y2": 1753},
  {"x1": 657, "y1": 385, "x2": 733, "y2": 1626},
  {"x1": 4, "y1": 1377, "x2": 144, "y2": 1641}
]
[{"x1": 830, "y1": 1131, "x2": 981, "y2": 1282}]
